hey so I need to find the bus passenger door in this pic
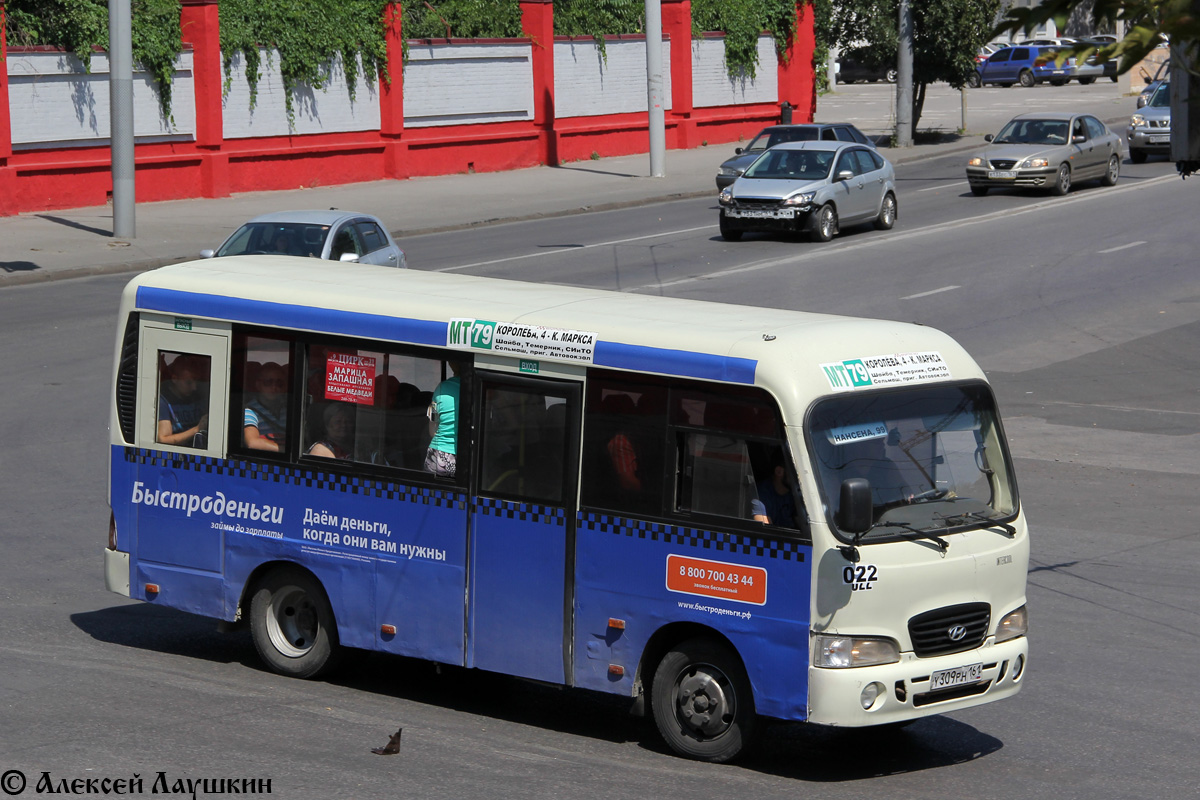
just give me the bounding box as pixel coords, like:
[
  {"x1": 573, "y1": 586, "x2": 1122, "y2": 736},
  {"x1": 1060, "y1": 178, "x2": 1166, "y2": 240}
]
[{"x1": 467, "y1": 373, "x2": 581, "y2": 684}]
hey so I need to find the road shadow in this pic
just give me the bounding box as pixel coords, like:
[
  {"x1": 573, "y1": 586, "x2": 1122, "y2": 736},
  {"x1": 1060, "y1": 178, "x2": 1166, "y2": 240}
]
[
  {"x1": 71, "y1": 604, "x2": 259, "y2": 669},
  {"x1": 1, "y1": 260, "x2": 40, "y2": 273},
  {"x1": 548, "y1": 163, "x2": 642, "y2": 179},
  {"x1": 74, "y1": 604, "x2": 1005, "y2": 776},
  {"x1": 35, "y1": 214, "x2": 113, "y2": 237}
]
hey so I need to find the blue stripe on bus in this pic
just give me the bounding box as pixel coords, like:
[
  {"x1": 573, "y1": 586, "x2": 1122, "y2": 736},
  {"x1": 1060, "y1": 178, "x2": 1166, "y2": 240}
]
[
  {"x1": 137, "y1": 287, "x2": 758, "y2": 384},
  {"x1": 136, "y1": 287, "x2": 447, "y2": 345},
  {"x1": 594, "y1": 341, "x2": 757, "y2": 384}
]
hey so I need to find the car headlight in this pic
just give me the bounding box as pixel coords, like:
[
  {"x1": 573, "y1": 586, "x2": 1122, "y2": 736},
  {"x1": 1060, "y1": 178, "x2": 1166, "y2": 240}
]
[
  {"x1": 720, "y1": 167, "x2": 742, "y2": 177},
  {"x1": 718, "y1": 187, "x2": 733, "y2": 206},
  {"x1": 968, "y1": 156, "x2": 986, "y2": 167},
  {"x1": 813, "y1": 634, "x2": 900, "y2": 668},
  {"x1": 995, "y1": 605, "x2": 1028, "y2": 643},
  {"x1": 1130, "y1": 114, "x2": 1146, "y2": 127},
  {"x1": 781, "y1": 192, "x2": 815, "y2": 207},
  {"x1": 1021, "y1": 157, "x2": 1050, "y2": 168}
]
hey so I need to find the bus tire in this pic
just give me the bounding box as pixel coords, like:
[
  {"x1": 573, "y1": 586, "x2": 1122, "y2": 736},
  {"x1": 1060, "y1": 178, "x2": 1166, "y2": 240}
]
[
  {"x1": 651, "y1": 638, "x2": 756, "y2": 763},
  {"x1": 250, "y1": 567, "x2": 341, "y2": 679}
]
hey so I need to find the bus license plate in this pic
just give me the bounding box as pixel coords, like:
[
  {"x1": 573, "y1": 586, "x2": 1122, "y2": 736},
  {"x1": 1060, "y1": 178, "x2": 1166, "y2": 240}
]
[
  {"x1": 930, "y1": 663, "x2": 983, "y2": 690},
  {"x1": 988, "y1": 170, "x2": 1017, "y2": 179}
]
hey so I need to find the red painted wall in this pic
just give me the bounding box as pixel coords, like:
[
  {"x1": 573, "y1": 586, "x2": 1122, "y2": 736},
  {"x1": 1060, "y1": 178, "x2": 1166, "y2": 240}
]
[{"x1": 0, "y1": 0, "x2": 815, "y2": 216}]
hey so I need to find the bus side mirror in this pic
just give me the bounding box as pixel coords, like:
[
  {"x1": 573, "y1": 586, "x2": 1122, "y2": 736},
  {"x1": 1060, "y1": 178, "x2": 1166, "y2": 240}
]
[{"x1": 837, "y1": 478, "x2": 874, "y2": 535}]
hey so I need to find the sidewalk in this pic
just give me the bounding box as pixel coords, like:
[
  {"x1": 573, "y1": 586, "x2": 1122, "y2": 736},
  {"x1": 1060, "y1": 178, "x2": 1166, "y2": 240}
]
[{"x1": 0, "y1": 81, "x2": 1136, "y2": 288}]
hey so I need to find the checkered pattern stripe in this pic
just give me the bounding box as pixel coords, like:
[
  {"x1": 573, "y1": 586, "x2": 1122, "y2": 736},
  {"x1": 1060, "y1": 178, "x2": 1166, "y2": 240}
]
[
  {"x1": 472, "y1": 495, "x2": 567, "y2": 526},
  {"x1": 124, "y1": 447, "x2": 465, "y2": 510},
  {"x1": 579, "y1": 511, "x2": 806, "y2": 561}
]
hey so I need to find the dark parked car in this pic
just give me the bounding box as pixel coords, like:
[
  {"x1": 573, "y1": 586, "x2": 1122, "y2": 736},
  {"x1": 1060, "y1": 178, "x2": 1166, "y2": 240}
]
[
  {"x1": 1071, "y1": 38, "x2": 1119, "y2": 84},
  {"x1": 835, "y1": 49, "x2": 897, "y2": 84},
  {"x1": 968, "y1": 45, "x2": 1075, "y2": 88},
  {"x1": 715, "y1": 123, "x2": 875, "y2": 190}
]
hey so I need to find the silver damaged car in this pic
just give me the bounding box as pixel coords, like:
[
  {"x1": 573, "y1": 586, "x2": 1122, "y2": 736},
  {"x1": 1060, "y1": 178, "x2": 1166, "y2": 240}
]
[{"x1": 717, "y1": 141, "x2": 897, "y2": 242}]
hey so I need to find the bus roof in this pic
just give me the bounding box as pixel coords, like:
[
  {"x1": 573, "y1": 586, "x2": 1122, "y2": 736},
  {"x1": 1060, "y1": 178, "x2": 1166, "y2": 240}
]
[{"x1": 124, "y1": 258, "x2": 986, "y2": 420}]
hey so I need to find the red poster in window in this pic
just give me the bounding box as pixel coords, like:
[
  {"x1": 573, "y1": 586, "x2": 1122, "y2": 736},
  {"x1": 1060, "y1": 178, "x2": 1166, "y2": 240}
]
[{"x1": 325, "y1": 352, "x2": 376, "y2": 405}]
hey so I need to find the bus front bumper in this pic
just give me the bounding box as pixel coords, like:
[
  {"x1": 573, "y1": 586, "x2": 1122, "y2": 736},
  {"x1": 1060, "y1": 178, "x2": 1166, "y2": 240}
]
[
  {"x1": 806, "y1": 635, "x2": 1028, "y2": 727},
  {"x1": 105, "y1": 547, "x2": 131, "y2": 597}
]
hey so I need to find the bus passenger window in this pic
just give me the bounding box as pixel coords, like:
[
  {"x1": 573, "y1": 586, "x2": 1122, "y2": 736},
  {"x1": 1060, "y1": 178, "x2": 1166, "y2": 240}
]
[
  {"x1": 480, "y1": 386, "x2": 566, "y2": 503},
  {"x1": 581, "y1": 374, "x2": 668, "y2": 518},
  {"x1": 238, "y1": 335, "x2": 292, "y2": 453},
  {"x1": 156, "y1": 351, "x2": 210, "y2": 448}
]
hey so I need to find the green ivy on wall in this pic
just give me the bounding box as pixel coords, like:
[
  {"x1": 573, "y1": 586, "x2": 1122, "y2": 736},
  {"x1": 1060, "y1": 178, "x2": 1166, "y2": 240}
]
[
  {"x1": 692, "y1": 0, "x2": 799, "y2": 78},
  {"x1": 4, "y1": 0, "x2": 811, "y2": 122},
  {"x1": 5, "y1": 0, "x2": 182, "y2": 120},
  {"x1": 218, "y1": 0, "x2": 391, "y2": 123}
]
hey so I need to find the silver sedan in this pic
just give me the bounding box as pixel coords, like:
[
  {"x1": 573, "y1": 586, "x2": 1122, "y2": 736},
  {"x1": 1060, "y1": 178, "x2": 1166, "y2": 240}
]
[
  {"x1": 717, "y1": 141, "x2": 897, "y2": 242},
  {"x1": 202, "y1": 209, "x2": 407, "y2": 268},
  {"x1": 966, "y1": 112, "x2": 1122, "y2": 196}
]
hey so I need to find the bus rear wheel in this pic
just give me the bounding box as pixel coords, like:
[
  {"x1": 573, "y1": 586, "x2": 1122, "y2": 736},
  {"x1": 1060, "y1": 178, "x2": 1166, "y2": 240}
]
[
  {"x1": 250, "y1": 567, "x2": 341, "y2": 679},
  {"x1": 651, "y1": 638, "x2": 756, "y2": 762}
]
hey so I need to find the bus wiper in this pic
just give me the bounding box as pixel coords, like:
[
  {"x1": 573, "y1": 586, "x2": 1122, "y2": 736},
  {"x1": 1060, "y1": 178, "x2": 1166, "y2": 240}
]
[
  {"x1": 942, "y1": 511, "x2": 1016, "y2": 537},
  {"x1": 872, "y1": 521, "x2": 950, "y2": 552}
]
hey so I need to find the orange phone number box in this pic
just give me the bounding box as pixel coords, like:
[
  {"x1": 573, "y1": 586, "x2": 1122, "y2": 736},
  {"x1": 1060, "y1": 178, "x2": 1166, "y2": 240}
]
[{"x1": 666, "y1": 555, "x2": 767, "y2": 606}]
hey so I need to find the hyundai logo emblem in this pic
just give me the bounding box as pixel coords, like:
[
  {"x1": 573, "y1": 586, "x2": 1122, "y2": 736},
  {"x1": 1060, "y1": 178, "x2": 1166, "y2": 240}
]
[{"x1": 947, "y1": 625, "x2": 967, "y2": 641}]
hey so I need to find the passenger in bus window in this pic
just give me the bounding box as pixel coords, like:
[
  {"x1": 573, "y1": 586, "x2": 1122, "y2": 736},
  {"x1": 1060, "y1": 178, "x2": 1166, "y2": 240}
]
[
  {"x1": 156, "y1": 354, "x2": 209, "y2": 448},
  {"x1": 750, "y1": 450, "x2": 799, "y2": 528},
  {"x1": 307, "y1": 402, "x2": 354, "y2": 460},
  {"x1": 602, "y1": 394, "x2": 642, "y2": 492},
  {"x1": 244, "y1": 361, "x2": 288, "y2": 451},
  {"x1": 424, "y1": 361, "x2": 462, "y2": 478}
]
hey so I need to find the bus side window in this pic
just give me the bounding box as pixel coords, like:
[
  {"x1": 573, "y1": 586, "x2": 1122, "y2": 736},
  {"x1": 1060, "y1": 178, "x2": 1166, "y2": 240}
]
[
  {"x1": 155, "y1": 351, "x2": 211, "y2": 449},
  {"x1": 580, "y1": 373, "x2": 668, "y2": 518},
  {"x1": 234, "y1": 333, "x2": 293, "y2": 455}
]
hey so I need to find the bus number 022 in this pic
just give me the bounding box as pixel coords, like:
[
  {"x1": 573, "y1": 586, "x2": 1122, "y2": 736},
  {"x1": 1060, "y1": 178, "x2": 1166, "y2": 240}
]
[{"x1": 679, "y1": 565, "x2": 754, "y2": 586}]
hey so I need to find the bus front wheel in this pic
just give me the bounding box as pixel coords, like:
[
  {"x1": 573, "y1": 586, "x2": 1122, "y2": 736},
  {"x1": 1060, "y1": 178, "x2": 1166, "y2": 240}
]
[
  {"x1": 250, "y1": 567, "x2": 341, "y2": 679},
  {"x1": 651, "y1": 638, "x2": 756, "y2": 762}
]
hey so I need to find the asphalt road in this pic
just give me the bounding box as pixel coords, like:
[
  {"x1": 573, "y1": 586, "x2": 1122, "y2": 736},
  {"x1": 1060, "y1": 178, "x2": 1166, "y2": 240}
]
[{"x1": 0, "y1": 149, "x2": 1197, "y2": 799}]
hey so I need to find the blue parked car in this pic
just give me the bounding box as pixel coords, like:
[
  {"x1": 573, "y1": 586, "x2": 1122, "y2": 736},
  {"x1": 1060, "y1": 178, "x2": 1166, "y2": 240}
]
[{"x1": 968, "y1": 45, "x2": 1075, "y2": 88}]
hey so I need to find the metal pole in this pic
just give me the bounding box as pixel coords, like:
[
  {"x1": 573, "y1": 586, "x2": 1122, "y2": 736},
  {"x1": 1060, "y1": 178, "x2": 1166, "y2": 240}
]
[
  {"x1": 895, "y1": 0, "x2": 913, "y2": 147},
  {"x1": 961, "y1": 86, "x2": 968, "y2": 133},
  {"x1": 109, "y1": 0, "x2": 136, "y2": 237},
  {"x1": 645, "y1": 0, "x2": 665, "y2": 177},
  {"x1": 828, "y1": 48, "x2": 838, "y2": 92}
]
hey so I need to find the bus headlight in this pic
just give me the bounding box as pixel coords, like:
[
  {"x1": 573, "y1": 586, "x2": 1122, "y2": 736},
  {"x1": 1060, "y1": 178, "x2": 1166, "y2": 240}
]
[
  {"x1": 814, "y1": 635, "x2": 900, "y2": 668},
  {"x1": 995, "y1": 605, "x2": 1028, "y2": 643}
]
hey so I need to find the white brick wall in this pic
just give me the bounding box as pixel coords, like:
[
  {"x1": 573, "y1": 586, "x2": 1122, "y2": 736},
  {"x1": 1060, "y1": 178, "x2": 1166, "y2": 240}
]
[
  {"x1": 554, "y1": 38, "x2": 672, "y2": 119},
  {"x1": 6, "y1": 50, "x2": 195, "y2": 149},
  {"x1": 222, "y1": 49, "x2": 381, "y2": 139},
  {"x1": 692, "y1": 35, "x2": 778, "y2": 108},
  {"x1": 403, "y1": 42, "x2": 534, "y2": 127}
]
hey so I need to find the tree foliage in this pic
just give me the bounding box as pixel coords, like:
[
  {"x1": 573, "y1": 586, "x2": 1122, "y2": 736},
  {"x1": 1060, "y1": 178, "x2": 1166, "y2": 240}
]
[
  {"x1": 218, "y1": 0, "x2": 390, "y2": 123},
  {"x1": 824, "y1": 0, "x2": 1000, "y2": 132},
  {"x1": 402, "y1": 0, "x2": 523, "y2": 39},
  {"x1": 691, "y1": 0, "x2": 799, "y2": 78},
  {"x1": 5, "y1": 0, "x2": 182, "y2": 119}
]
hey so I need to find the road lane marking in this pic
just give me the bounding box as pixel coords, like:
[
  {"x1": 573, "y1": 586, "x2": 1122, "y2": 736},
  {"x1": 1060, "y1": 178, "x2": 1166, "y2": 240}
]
[
  {"x1": 628, "y1": 174, "x2": 1178, "y2": 292},
  {"x1": 917, "y1": 181, "x2": 969, "y2": 192},
  {"x1": 435, "y1": 225, "x2": 717, "y2": 272},
  {"x1": 902, "y1": 285, "x2": 961, "y2": 300},
  {"x1": 1097, "y1": 241, "x2": 1147, "y2": 254}
]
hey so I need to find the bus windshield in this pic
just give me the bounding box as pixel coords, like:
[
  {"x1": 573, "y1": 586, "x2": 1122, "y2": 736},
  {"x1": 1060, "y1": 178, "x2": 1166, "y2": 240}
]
[{"x1": 808, "y1": 384, "x2": 1017, "y2": 540}]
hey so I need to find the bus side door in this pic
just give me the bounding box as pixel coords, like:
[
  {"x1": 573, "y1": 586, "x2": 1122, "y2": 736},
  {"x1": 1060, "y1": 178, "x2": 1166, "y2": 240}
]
[{"x1": 467, "y1": 373, "x2": 581, "y2": 684}]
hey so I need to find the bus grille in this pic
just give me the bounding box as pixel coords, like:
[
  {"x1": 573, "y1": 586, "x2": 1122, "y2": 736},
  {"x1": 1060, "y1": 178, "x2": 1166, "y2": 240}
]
[
  {"x1": 908, "y1": 602, "x2": 990, "y2": 657},
  {"x1": 115, "y1": 313, "x2": 140, "y2": 443}
]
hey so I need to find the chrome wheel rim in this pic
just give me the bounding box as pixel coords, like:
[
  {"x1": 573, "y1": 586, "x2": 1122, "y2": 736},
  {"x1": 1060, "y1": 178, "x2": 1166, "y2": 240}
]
[
  {"x1": 267, "y1": 585, "x2": 319, "y2": 658},
  {"x1": 1058, "y1": 166, "x2": 1070, "y2": 193},
  {"x1": 820, "y1": 208, "x2": 834, "y2": 238}
]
